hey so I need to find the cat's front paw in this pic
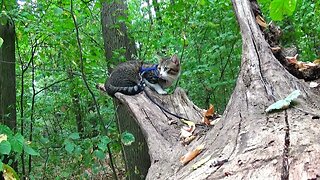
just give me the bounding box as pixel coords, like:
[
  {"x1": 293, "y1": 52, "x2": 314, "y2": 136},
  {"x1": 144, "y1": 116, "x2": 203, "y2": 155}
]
[{"x1": 156, "y1": 89, "x2": 168, "y2": 95}]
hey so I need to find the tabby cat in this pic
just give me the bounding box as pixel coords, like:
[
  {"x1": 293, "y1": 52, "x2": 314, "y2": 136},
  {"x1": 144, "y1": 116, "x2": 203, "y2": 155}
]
[{"x1": 105, "y1": 55, "x2": 180, "y2": 96}]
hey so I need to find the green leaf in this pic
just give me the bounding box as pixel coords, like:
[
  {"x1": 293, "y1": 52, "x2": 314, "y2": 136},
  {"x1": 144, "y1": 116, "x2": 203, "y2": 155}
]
[
  {"x1": 0, "y1": 125, "x2": 13, "y2": 136},
  {"x1": 64, "y1": 141, "x2": 75, "y2": 154},
  {"x1": 0, "y1": 141, "x2": 11, "y2": 155},
  {"x1": 24, "y1": 145, "x2": 39, "y2": 156},
  {"x1": 69, "y1": 132, "x2": 80, "y2": 140},
  {"x1": 97, "y1": 136, "x2": 111, "y2": 151},
  {"x1": 121, "y1": 132, "x2": 135, "y2": 146},
  {"x1": 0, "y1": 37, "x2": 3, "y2": 48},
  {"x1": 40, "y1": 136, "x2": 49, "y2": 145},
  {"x1": 11, "y1": 133, "x2": 24, "y2": 153},
  {"x1": 270, "y1": 0, "x2": 297, "y2": 21},
  {"x1": 198, "y1": 0, "x2": 208, "y2": 6},
  {"x1": 265, "y1": 90, "x2": 301, "y2": 112},
  {"x1": 94, "y1": 150, "x2": 106, "y2": 160},
  {"x1": 74, "y1": 146, "x2": 83, "y2": 155},
  {"x1": 54, "y1": 7, "x2": 63, "y2": 15}
]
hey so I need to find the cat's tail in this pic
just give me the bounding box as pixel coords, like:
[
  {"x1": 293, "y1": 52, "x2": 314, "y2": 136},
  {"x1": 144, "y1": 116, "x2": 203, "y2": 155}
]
[{"x1": 105, "y1": 81, "x2": 145, "y2": 96}]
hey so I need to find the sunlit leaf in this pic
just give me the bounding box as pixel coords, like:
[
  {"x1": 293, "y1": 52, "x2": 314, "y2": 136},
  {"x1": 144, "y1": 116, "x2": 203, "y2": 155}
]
[
  {"x1": 270, "y1": 0, "x2": 297, "y2": 21},
  {"x1": 0, "y1": 134, "x2": 7, "y2": 142},
  {"x1": 198, "y1": 0, "x2": 208, "y2": 6},
  {"x1": 3, "y1": 163, "x2": 20, "y2": 180},
  {"x1": 121, "y1": 132, "x2": 135, "y2": 146},
  {"x1": 0, "y1": 37, "x2": 3, "y2": 48}
]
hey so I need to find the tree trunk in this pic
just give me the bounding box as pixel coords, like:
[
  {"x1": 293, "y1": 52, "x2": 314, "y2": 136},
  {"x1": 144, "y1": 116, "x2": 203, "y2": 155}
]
[
  {"x1": 0, "y1": 18, "x2": 16, "y2": 131},
  {"x1": 101, "y1": 0, "x2": 136, "y2": 67},
  {"x1": 100, "y1": 1, "x2": 139, "y2": 179},
  {"x1": 0, "y1": 15, "x2": 17, "y2": 173},
  {"x1": 112, "y1": 0, "x2": 320, "y2": 179}
]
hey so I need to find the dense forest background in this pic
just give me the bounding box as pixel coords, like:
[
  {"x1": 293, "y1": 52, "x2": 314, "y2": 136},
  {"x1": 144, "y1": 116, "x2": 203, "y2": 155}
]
[{"x1": 0, "y1": 0, "x2": 319, "y2": 179}]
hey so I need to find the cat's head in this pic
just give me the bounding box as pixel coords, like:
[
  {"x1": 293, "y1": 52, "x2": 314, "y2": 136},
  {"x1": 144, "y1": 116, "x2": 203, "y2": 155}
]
[{"x1": 157, "y1": 54, "x2": 180, "y2": 83}]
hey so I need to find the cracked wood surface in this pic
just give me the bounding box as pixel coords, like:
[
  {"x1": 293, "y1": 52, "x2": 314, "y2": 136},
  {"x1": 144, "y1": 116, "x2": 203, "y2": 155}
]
[
  {"x1": 115, "y1": 88, "x2": 207, "y2": 179},
  {"x1": 113, "y1": 0, "x2": 320, "y2": 179}
]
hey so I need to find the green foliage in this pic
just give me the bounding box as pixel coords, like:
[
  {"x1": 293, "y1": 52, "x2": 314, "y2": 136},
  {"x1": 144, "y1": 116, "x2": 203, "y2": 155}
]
[
  {"x1": 0, "y1": 125, "x2": 39, "y2": 157},
  {"x1": 0, "y1": 125, "x2": 39, "y2": 179},
  {"x1": 3, "y1": 0, "x2": 316, "y2": 179},
  {"x1": 259, "y1": 0, "x2": 319, "y2": 61},
  {"x1": 0, "y1": 141, "x2": 11, "y2": 154},
  {"x1": 269, "y1": 0, "x2": 297, "y2": 21},
  {"x1": 127, "y1": 0, "x2": 241, "y2": 112},
  {"x1": 121, "y1": 132, "x2": 135, "y2": 146}
]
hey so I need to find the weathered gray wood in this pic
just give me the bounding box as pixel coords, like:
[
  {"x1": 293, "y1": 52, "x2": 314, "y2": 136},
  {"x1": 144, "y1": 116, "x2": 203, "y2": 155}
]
[
  {"x1": 115, "y1": 87, "x2": 207, "y2": 179},
  {"x1": 114, "y1": 0, "x2": 320, "y2": 179}
]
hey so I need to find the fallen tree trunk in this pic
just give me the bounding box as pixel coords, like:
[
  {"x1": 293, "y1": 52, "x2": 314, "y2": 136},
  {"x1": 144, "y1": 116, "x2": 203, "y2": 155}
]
[{"x1": 113, "y1": 0, "x2": 320, "y2": 179}]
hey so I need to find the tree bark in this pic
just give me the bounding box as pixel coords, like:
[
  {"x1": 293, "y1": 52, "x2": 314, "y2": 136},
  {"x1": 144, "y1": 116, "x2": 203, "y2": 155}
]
[
  {"x1": 112, "y1": 0, "x2": 320, "y2": 179},
  {"x1": 0, "y1": 18, "x2": 16, "y2": 131},
  {"x1": 100, "y1": 1, "x2": 139, "y2": 179},
  {"x1": 101, "y1": 0, "x2": 136, "y2": 68},
  {"x1": 114, "y1": 88, "x2": 206, "y2": 179}
]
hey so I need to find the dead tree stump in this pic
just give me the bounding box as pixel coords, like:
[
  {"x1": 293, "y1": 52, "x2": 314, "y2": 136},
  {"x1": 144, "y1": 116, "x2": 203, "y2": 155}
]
[
  {"x1": 114, "y1": 87, "x2": 208, "y2": 179},
  {"x1": 109, "y1": 0, "x2": 320, "y2": 179}
]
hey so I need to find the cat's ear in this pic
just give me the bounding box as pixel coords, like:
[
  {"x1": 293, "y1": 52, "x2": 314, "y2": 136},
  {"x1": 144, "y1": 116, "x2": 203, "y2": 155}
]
[{"x1": 171, "y1": 54, "x2": 180, "y2": 65}]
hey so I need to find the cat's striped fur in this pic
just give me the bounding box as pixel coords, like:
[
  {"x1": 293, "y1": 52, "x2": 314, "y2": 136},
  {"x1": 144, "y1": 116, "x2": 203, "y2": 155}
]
[{"x1": 105, "y1": 55, "x2": 180, "y2": 96}]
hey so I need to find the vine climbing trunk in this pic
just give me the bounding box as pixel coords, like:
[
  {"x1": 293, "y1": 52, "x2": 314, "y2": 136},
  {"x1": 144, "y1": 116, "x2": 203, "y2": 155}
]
[{"x1": 109, "y1": 0, "x2": 320, "y2": 179}]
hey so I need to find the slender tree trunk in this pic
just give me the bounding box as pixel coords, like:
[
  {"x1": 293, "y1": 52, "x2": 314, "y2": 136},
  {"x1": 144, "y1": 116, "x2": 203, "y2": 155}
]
[
  {"x1": 0, "y1": 18, "x2": 16, "y2": 131},
  {"x1": 101, "y1": 0, "x2": 136, "y2": 68},
  {"x1": 108, "y1": 0, "x2": 320, "y2": 179}
]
